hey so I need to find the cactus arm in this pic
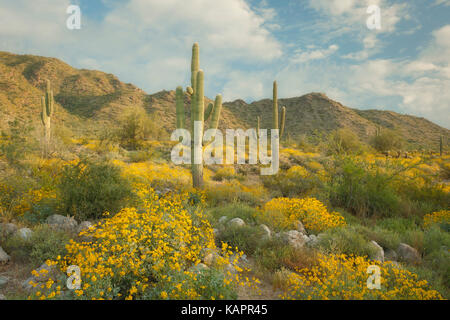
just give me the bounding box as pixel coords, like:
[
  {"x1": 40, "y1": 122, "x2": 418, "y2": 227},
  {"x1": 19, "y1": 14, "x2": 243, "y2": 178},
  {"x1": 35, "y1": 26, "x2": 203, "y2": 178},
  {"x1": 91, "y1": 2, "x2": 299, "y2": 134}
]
[
  {"x1": 204, "y1": 102, "x2": 213, "y2": 122},
  {"x1": 272, "y1": 81, "x2": 278, "y2": 130},
  {"x1": 209, "y1": 95, "x2": 222, "y2": 131},
  {"x1": 257, "y1": 116, "x2": 260, "y2": 139},
  {"x1": 280, "y1": 106, "x2": 286, "y2": 138},
  {"x1": 175, "y1": 86, "x2": 185, "y2": 129},
  {"x1": 191, "y1": 43, "x2": 199, "y2": 90}
]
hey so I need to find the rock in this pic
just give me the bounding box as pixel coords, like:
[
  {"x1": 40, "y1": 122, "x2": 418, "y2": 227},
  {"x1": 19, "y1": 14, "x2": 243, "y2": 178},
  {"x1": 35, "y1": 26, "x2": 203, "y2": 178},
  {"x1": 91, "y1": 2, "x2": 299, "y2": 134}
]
[
  {"x1": 31, "y1": 262, "x2": 57, "y2": 282},
  {"x1": 0, "y1": 247, "x2": 10, "y2": 264},
  {"x1": 258, "y1": 224, "x2": 271, "y2": 239},
  {"x1": 228, "y1": 218, "x2": 245, "y2": 228},
  {"x1": 397, "y1": 243, "x2": 421, "y2": 264},
  {"x1": 306, "y1": 234, "x2": 318, "y2": 247},
  {"x1": 213, "y1": 228, "x2": 220, "y2": 237},
  {"x1": 77, "y1": 221, "x2": 93, "y2": 234},
  {"x1": 385, "y1": 249, "x2": 398, "y2": 262},
  {"x1": 218, "y1": 216, "x2": 228, "y2": 224},
  {"x1": 280, "y1": 230, "x2": 307, "y2": 249},
  {"x1": 0, "y1": 275, "x2": 9, "y2": 288},
  {"x1": 0, "y1": 293, "x2": 5, "y2": 300},
  {"x1": 0, "y1": 223, "x2": 18, "y2": 237},
  {"x1": 189, "y1": 263, "x2": 209, "y2": 274},
  {"x1": 225, "y1": 263, "x2": 237, "y2": 274},
  {"x1": 46, "y1": 214, "x2": 78, "y2": 232},
  {"x1": 16, "y1": 228, "x2": 33, "y2": 240},
  {"x1": 294, "y1": 220, "x2": 306, "y2": 234},
  {"x1": 370, "y1": 241, "x2": 384, "y2": 262}
]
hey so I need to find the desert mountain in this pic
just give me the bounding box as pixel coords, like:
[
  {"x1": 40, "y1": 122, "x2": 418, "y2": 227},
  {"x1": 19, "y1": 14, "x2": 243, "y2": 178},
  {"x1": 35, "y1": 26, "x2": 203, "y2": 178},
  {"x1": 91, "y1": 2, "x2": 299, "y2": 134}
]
[{"x1": 0, "y1": 51, "x2": 448, "y2": 149}]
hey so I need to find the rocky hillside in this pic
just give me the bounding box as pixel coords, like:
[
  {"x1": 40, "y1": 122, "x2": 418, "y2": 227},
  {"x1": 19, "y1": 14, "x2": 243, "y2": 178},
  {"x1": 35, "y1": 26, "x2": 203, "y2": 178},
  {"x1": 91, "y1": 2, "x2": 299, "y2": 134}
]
[{"x1": 0, "y1": 51, "x2": 448, "y2": 149}]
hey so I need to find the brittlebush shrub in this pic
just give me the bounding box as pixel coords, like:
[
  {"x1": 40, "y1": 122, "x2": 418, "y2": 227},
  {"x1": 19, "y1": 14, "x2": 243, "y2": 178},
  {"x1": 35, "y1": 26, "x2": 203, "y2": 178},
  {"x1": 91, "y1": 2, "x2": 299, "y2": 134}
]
[
  {"x1": 28, "y1": 190, "x2": 260, "y2": 300},
  {"x1": 262, "y1": 165, "x2": 319, "y2": 197},
  {"x1": 58, "y1": 160, "x2": 134, "y2": 220},
  {"x1": 262, "y1": 197, "x2": 345, "y2": 233},
  {"x1": 281, "y1": 253, "x2": 443, "y2": 300}
]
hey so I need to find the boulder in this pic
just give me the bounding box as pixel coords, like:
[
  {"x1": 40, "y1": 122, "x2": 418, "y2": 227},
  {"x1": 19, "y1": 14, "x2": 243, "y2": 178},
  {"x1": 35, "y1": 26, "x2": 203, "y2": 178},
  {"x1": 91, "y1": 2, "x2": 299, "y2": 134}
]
[
  {"x1": 218, "y1": 216, "x2": 228, "y2": 224},
  {"x1": 0, "y1": 247, "x2": 10, "y2": 264},
  {"x1": 0, "y1": 223, "x2": 18, "y2": 237},
  {"x1": 279, "y1": 230, "x2": 308, "y2": 249},
  {"x1": 46, "y1": 214, "x2": 78, "y2": 232},
  {"x1": 294, "y1": 220, "x2": 306, "y2": 234},
  {"x1": 189, "y1": 263, "x2": 209, "y2": 274},
  {"x1": 0, "y1": 275, "x2": 9, "y2": 288},
  {"x1": 370, "y1": 241, "x2": 384, "y2": 262},
  {"x1": 77, "y1": 221, "x2": 93, "y2": 234},
  {"x1": 258, "y1": 224, "x2": 271, "y2": 239},
  {"x1": 228, "y1": 218, "x2": 245, "y2": 228},
  {"x1": 397, "y1": 243, "x2": 421, "y2": 264},
  {"x1": 385, "y1": 249, "x2": 398, "y2": 262},
  {"x1": 306, "y1": 234, "x2": 318, "y2": 247},
  {"x1": 16, "y1": 228, "x2": 33, "y2": 241},
  {"x1": 0, "y1": 293, "x2": 5, "y2": 300}
]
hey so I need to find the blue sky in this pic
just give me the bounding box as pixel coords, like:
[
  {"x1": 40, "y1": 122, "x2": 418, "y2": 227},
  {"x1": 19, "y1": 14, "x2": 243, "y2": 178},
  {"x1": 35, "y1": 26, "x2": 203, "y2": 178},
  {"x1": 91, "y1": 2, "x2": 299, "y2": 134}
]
[{"x1": 0, "y1": 0, "x2": 449, "y2": 127}]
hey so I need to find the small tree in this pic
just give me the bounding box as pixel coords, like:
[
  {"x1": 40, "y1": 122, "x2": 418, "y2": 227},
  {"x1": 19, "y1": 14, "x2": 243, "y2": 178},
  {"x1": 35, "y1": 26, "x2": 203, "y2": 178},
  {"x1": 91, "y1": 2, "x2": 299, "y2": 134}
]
[
  {"x1": 326, "y1": 128, "x2": 363, "y2": 155},
  {"x1": 117, "y1": 108, "x2": 161, "y2": 150},
  {"x1": 370, "y1": 129, "x2": 404, "y2": 152}
]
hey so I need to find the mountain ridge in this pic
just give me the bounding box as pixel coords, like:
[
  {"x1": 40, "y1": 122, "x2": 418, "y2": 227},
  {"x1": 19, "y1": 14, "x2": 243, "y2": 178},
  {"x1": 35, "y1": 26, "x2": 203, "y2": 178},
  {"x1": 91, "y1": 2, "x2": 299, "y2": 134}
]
[{"x1": 0, "y1": 50, "x2": 448, "y2": 149}]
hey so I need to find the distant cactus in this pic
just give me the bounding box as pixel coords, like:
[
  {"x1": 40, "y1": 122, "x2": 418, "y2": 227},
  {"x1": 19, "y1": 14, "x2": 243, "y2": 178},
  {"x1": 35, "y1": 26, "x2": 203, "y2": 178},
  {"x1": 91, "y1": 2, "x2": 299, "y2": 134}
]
[
  {"x1": 257, "y1": 81, "x2": 287, "y2": 140},
  {"x1": 41, "y1": 80, "x2": 54, "y2": 157},
  {"x1": 175, "y1": 43, "x2": 223, "y2": 189},
  {"x1": 440, "y1": 135, "x2": 443, "y2": 156}
]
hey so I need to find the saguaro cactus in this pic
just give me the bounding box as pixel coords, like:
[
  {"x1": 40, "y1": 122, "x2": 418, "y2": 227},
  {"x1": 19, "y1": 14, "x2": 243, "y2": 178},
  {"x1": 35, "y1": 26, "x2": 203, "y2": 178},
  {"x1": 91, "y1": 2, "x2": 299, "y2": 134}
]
[
  {"x1": 440, "y1": 135, "x2": 443, "y2": 156},
  {"x1": 175, "y1": 43, "x2": 223, "y2": 189},
  {"x1": 41, "y1": 80, "x2": 54, "y2": 157},
  {"x1": 256, "y1": 80, "x2": 287, "y2": 139}
]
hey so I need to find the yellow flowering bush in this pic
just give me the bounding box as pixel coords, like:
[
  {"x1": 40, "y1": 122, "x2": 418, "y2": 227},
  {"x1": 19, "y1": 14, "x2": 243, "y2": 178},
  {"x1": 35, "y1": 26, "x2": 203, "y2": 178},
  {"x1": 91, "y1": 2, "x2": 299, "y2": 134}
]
[
  {"x1": 263, "y1": 197, "x2": 346, "y2": 233},
  {"x1": 28, "y1": 189, "x2": 259, "y2": 300},
  {"x1": 423, "y1": 210, "x2": 450, "y2": 229},
  {"x1": 281, "y1": 253, "x2": 443, "y2": 300}
]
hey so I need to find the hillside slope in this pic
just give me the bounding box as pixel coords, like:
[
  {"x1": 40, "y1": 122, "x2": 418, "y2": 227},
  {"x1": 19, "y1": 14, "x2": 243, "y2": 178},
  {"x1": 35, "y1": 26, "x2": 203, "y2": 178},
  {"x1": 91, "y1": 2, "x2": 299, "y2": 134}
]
[{"x1": 0, "y1": 51, "x2": 448, "y2": 149}]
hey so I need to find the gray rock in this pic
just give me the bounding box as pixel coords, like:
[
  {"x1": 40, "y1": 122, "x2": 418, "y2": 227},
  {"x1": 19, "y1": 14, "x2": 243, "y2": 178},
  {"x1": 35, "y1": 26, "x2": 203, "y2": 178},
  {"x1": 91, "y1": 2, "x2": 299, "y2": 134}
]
[
  {"x1": 397, "y1": 243, "x2": 421, "y2": 264},
  {"x1": 0, "y1": 223, "x2": 18, "y2": 237},
  {"x1": 225, "y1": 263, "x2": 237, "y2": 274},
  {"x1": 294, "y1": 220, "x2": 306, "y2": 234},
  {"x1": 31, "y1": 262, "x2": 57, "y2": 282},
  {"x1": 307, "y1": 234, "x2": 318, "y2": 247},
  {"x1": 16, "y1": 228, "x2": 33, "y2": 241},
  {"x1": 385, "y1": 249, "x2": 398, "y2": 262},
  {"x1": 77, "y1": 221, "x2": 93, "y2": 234},
  {"x1": 0, "y1": 275, "x2": 9, "y2": 288},
  {"x1": 0, "y1": 247, "x2": 10, "y2": 264},
  {"x1": 228, "y1": 218, "x2": 245, "y2": 228},
  {"x1": 189, "y1": 263, "x2": 209, "y2": 274},
  {"x1": 46, "y1": 214, "x2": 78, "y2": 232},
  {"x1": 258, "y1": 224, "x2": 271, "y2": 239},
  {"x1": 280, "y1": 230, "x2": 307, "y2": 249},
  {"x1": 213, "y1": 228, "x2": 220, "y2": 237},
  {"x1": 370, "y1": 241, "x2": 384, "y2": 262},
  {"x1": 218, "y1": 216, "x2": 228, "y2": 224},
  {"x1": 0, "y1": 293, "x2": 5, "y2": 300}
]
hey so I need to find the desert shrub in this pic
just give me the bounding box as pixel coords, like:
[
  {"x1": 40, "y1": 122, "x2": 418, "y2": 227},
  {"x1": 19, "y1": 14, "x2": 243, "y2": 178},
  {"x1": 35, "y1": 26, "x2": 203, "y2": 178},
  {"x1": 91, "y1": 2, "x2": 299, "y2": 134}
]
[
  {"x1": 423, "y1": 210, "x2": 450, "y2": 230},
  {"x1": 327, "y1": 157, "x2": 401, "y2": 217},
  {"x1": 208, "y1": 203, "x2": 259, "y2": 225},
  {"x1": 58, "y1": 160, "x2": 134, "y2": 220},
  {"x1": 3, "y1": 225, "x2": 70, "y2": 266},
  {"x1": 262, "y1": 165, "x2": 320, "y2": 197},
  {"x1": 262, "y1": 197, "x2": 346, "y2": 233},
  {"x1": 281, "y1": 253, "x2": 443, "y2": 300},
  {"x1": 116, "y1": 108, "x2": 163, "y2": 150},
  {"x1": 212, "y1": 166, "x2": 239, "y2": 181},
  {"x1": 326, "y1": 128, "x2": 364, "y2": 155},
  {"x1": 370, "y1": 129, "x2": 404, "y2": 152},
  {"x1": 0, "y1": 119, "x2": 37, "y2": 166},
  {"x1": 28, "y1": 191, "x2": 258, "y2": 300},
  {"x1": 217, "y1": 225, "x2": 266, "y2": 255},
  {"x1": 205, "y1": 181, "x2": 266, "y2": 206},
  {"x1": 317, "y1": 225, "x2": 378, "y2": 258}
]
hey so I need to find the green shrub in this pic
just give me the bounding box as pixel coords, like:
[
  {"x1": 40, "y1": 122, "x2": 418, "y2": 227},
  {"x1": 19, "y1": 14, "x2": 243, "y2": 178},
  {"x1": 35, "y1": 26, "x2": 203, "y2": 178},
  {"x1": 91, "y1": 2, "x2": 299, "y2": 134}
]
[
  {"x1": 3, "y1": 225, "x2": 70, "y2": 266},
  {"x1": 58, "y1": 160, "x2": 134, "y2": 220},
  {"x1": 326, "y1": 128, "x2": 364, "y2": 155},
  {"x1": 208, "y1": 203, "x2": 259, "y2": 225},
  {"x1": 370, "y1": 129, "x2": 404, "y2": 152},
  {"x1": 262, "y1": 165, "x2": 320, "y2": 197},
  {"x1": 217, "y1": 225, "x2": 266, "y2": 255},
  {"x1": 328, "y1": 157, "x2": 401, "y2": 217}
]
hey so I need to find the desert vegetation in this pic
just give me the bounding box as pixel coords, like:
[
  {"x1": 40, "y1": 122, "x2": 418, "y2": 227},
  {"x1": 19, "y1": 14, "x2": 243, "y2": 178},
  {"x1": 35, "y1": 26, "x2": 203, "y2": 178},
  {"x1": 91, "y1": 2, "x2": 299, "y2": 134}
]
[{"x1": 0, "y1": 45, "x2": 449, "y2": 301}]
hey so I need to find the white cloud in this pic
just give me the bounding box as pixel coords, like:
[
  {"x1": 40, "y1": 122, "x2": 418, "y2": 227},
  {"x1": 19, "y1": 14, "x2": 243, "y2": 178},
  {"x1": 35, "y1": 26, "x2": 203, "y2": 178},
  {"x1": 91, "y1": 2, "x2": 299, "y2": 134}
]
[{"x1": 291, "y1": 44, "x2": 339, "y2": 63}]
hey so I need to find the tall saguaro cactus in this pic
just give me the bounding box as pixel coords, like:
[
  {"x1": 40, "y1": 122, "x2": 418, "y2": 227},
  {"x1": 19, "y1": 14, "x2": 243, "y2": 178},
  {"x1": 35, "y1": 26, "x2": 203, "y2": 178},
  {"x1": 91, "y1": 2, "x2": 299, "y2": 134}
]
[
  {"x1": 175, "y1": 43, "x2": 223, "y2": 189},
  {"x1": 41, "y1": 80, "x2": 54, "y2": 157},
  {"x1": 256, "y1": 80, "x2": 287, "y2": 139}
]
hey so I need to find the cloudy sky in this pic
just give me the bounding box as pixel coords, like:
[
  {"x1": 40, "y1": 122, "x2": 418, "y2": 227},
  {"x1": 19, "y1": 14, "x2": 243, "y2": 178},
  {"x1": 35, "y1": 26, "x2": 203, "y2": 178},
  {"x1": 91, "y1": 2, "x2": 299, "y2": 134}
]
[{"x1": 0, "y1": 0, "x2": 449, "y2": 128}]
